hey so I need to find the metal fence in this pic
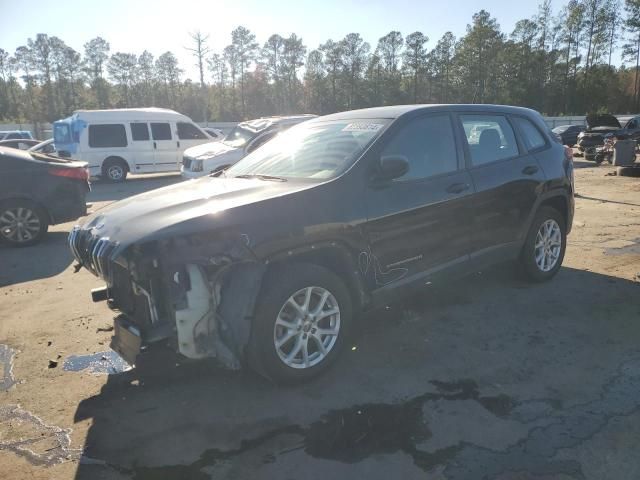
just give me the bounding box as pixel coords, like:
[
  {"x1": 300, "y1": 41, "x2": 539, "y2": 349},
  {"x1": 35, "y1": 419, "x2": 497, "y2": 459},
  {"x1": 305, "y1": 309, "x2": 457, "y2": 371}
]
[{"x1": 2, "y1": 114, "x2": 637, "y2": 139}]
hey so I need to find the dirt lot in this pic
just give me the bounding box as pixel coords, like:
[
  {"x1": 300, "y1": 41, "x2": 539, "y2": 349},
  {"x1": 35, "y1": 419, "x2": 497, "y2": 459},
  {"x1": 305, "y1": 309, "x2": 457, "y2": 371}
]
[{"x1": 1, "y1": 162, "x2": 639, "y2": 480}]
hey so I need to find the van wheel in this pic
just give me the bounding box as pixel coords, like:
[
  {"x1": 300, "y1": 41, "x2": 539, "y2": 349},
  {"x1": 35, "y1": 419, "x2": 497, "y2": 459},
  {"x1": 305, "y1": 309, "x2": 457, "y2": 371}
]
[
  {"x1": 248, "y1": 263, "x2": 353, "y2": 384},
  {"x1": 102, "y1": 158, "x2": 128, "y2": 182},
  {"x1": 0, "y1": 199, "x2": 49, "y2": 247},
  {"x1": 519, "y1": 206, "x2": 566, "y2": 282}
]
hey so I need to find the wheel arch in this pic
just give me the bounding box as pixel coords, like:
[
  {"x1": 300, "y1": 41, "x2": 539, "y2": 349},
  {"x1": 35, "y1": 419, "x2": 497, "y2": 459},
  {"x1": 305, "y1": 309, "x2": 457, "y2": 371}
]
[
  {"x1": 102, "y1": 155, "x2": 131, "y2": 172},
  {"x1": 0, "y1": 195, "x2": 53, "y2": 224},
  {"x1": 263, "y1": 242, "x2": 370, "y2": 312}
]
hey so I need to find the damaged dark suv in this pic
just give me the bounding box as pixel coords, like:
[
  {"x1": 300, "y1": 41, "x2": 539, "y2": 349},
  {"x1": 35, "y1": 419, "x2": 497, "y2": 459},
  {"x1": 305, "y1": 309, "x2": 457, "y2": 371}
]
[{"x1": 69, "y1": 105, "x2": 574, "y2": 383}]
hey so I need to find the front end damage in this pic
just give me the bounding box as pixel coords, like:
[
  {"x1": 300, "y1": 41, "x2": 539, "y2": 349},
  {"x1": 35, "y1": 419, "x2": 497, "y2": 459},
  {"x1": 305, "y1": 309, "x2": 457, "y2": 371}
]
[{"x1": 69, "y1": 228, "x2": 265, "y2": 369}]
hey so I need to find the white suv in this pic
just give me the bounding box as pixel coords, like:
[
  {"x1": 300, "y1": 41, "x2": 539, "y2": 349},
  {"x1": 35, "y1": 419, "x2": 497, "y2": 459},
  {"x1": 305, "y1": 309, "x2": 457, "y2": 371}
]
[{"x1": 181, "y1": 115, "x2": 316, "y2": 178}]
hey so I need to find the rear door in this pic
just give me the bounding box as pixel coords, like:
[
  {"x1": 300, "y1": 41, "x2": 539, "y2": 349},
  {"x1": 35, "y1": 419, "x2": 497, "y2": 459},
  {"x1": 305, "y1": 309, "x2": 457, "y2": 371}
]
[
  {"x1": 457, "y1": 113, "x2": 545, "y2": 264},
  {"x1": 150, "y1": 122, "x2": 178, "y2": 172},
  {"x1": 364, "y1": 113, "x2": 474, "y2": 289},
  {"x1": 128, "y1": 122, "x2": 155, "y2": 173}
]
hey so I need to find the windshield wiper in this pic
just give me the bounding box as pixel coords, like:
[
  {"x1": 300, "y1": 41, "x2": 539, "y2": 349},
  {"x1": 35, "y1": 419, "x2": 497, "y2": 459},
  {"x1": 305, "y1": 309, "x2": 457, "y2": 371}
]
[{"x1": 234, "y1": 174, "x2": 287, "y2": 182}]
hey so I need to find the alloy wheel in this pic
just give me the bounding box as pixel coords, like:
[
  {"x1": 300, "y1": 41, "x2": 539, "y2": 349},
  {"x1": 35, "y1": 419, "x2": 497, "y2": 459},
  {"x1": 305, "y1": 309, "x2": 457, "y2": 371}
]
[
  {"x1": 273, "y1": 286, "x2": 341, "y2": 369},
  {"x1": 0, "y1": 207, "x2": 41, "y2": 244},
  {"x1": 534, "y1": 219, "x2": 562, "y2": 272},
  {"x1": 107, "y1": 165, "x2": 124, "y2": 181}
]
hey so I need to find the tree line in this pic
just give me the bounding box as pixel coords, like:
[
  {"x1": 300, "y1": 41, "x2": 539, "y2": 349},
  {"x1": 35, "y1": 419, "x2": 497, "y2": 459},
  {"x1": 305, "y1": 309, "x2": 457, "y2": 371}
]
[{"x1": 3, "y1": 0, "x2": 640, "y2": 127}]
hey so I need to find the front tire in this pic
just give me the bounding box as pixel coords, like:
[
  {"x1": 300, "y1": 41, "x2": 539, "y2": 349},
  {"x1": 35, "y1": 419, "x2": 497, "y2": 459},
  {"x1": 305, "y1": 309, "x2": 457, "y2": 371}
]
[
  {"x1": 248, "y1": 263, "x2": 353, "y2": 384},
  {"x1": 519, "y1": 206, "x2": 566, "y2": 282},
  {"x1": 0, "y1": 200, "x2": 49, "y2": 247}
]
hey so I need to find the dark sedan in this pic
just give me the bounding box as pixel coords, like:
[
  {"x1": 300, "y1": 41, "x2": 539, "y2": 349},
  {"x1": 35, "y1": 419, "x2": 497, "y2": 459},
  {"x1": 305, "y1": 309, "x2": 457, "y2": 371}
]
[
  {"x1": 552, "y1": 124, "x2": 585, "y2": 147},
  {"x1": 0, "y1": 147, "x2": 89, "y2": 246}
]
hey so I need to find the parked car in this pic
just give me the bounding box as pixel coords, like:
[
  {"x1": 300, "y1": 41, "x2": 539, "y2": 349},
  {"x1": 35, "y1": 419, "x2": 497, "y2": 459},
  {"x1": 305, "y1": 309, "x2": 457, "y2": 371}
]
[
  {"x1": 0, "y1": 130, "x2": 33, "y2": 141},
  {"x1": 0, "y1": 138, "x2": 42, "y2": 150},
  {"x1": 28, "y1": 138, "x2": 57, "y2": 155},
  {"x1": 202, "y1": 127, "x2": 225, "y2": 141},
  {"x1": 52, "y1": 108, "x2": 213, "y2": 182},
  {"x1": 552, "y1": 124, "x2": 585, "y2": 147},
  {"x1": 1, "y1": 147, "x2": 89, "y2": 246},
  {"x1": 577, "y1": 113, "x2": 640, "y2": 159},
  {"x1": 69, "y1": 104, "x2": 574, "y2": 383},
  {"x1": 181, "y1": 115, "x2": 317, "y2": 178}
]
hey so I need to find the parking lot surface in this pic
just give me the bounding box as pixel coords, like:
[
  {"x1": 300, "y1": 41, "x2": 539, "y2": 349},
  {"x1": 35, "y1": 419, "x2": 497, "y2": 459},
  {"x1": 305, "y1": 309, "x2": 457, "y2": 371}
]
[{"x1": 1, "y1": 163, "x2": 639, "y2": 480}]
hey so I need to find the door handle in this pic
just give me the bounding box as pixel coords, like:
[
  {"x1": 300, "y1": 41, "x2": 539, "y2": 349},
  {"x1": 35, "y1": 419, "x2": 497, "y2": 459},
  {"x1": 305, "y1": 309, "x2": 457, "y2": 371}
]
[
  {"x1": 153, "y1": 141, "x2": 157, "y2": 149},
  {"x1": 522, "y1": 165, "x2": 539, "y2": 175},
  {"x1": 446, "y1": 183, "x2": 470, "y2": 194},
  {"x1": 177, "y1": 141, "x2": 180, "y2": 148}
]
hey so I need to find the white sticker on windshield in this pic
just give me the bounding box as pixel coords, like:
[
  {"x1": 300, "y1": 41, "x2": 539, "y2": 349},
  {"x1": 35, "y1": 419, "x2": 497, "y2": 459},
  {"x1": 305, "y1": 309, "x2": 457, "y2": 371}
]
[{"x1": 342, "y1": 123, "x2": 384, "y2": 132}]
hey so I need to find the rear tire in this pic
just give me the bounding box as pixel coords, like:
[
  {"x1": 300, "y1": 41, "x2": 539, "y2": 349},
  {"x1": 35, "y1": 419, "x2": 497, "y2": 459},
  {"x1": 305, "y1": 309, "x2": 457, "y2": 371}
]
[
  {"x1": 519, "y1": 206, "x2": 566, "y2": 282},
  {"x1": 102, "y1": 158, "x2": 128, "y2": 182},
  {"x1": 248, "y1": 263, "x2": 353, "y2": 384},
  {"x1": 0, "y1": 199, "x2": 49, "y2": 247}
]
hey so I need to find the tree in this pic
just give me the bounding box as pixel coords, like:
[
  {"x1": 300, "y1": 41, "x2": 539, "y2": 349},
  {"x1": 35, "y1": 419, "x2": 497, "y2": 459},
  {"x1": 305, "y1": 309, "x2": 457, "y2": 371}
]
[
  {"x1": 231, "y1": 26, "x2": 259, "y2": 118},
  {"x1": 376, "y1": 31, "x2": 404, "y2": 104},
  {"x1": 83, "y1": 37, "x2": 110, "y2": 107},
  {"x1": 155, "y1": 51, "x2": 182, "y2": 109},
  {"x1": 403, "y1": 32, "x2": 428, "y2": 102},
  {"x1": 282, "y1": 34, "x2": 307, "y2": 111},
  {"x1": 456, "y1": 10, "x2": 504, "y2": 103},
  {"x1": 320, "y1": 39, "x2": 344, "y2": 111},
  {"x1": 207, "y1": 53, "x2": 228, "y2": 119},
  {"x1": 624, "y1": 0, "x2": 640, "y2": 109},
  {"x1": 261, "y1": 34, "x2": 285, "y2": 111},
  {"x1": 186, "y1": 31, "x2": 210, "y2": 121},
  {"x1": 430, "y1": 32, "x2": 456, "y2": 102},
  {"x1": 108, "y1": 52, "x2": 138, "y2": 106}
]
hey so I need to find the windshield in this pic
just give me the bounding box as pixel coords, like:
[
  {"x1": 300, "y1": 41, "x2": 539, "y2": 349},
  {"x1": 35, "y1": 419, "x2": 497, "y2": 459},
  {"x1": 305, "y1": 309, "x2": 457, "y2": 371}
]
[
  {"x1": 53, "y1": 122, "x2": 71, "y2": 144},
  {"x1": 553, "y1": 125, "x2": 569, "y2": 133},
  {"x1": 223, "y1": 125, "x2": 259, "y2": 148},
  {"x1": 226, "y1": 119, "x2": 388, "y2": 180}
]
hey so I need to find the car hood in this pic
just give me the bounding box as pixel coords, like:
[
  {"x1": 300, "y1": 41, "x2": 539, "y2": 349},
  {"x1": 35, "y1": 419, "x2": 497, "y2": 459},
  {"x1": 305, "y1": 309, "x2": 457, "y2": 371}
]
[
  {"x1": 78, "y1": 176, "x2": 314, "y2": 254},
  {"x1": 585, "y1": 113, "x2": 621, "y2": 129},
  {"x1": 184, "y1": 141, "x2": 239, "y2": 159}
]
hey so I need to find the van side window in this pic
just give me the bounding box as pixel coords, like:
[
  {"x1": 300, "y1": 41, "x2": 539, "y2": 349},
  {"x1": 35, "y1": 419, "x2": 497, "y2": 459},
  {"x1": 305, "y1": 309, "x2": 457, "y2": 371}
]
[
  {"x1": 130, "y1": 123, "x2": 150, "y2": 141},
  {"x1": 177, "y1": 122, "x2": 207, "y2": 140},
  {"x1": 380, "y1": 114, "x2": 458, "y2": 181},
  {"x1": 88, "y1": 124, "x2": 127, "y2": 148},
  {"x1": 150, "y1": 123, "x2": 172, "y2": 140},
  {"x1": 460, "y1": 115, "x2": 519, "y2": 166},
  {"x1": 512, "y1": 117, "x2": 547, "y2": 151}
]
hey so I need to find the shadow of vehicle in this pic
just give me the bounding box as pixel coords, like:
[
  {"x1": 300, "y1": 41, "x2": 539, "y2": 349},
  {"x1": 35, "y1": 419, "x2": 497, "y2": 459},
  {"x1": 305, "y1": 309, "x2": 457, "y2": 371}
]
[
  {"x1": 87, "y1": 174, "x2": 184, "y2": 204},
  {"x1": 72, "y1": 264, "x2": 640, "y2": 479},
  {"x1": 0, "y1": 232, "x2": 73, "y2": 287}
]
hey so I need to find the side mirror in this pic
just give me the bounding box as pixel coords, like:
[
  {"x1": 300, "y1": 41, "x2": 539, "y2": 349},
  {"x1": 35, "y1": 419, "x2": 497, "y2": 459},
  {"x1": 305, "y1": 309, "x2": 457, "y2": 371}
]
[{"x1": 377, "y1": 154, "x2": 409, "y2": 180}]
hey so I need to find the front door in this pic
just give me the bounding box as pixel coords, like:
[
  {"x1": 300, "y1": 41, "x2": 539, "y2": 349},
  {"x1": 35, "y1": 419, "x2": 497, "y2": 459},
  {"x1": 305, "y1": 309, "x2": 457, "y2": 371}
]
[
  {"x1": 363, "y1": 113, "x2": 474, "y2": 291},
  {"x1": 150, "y1": 122, "x2": 178, "y2": 172}
]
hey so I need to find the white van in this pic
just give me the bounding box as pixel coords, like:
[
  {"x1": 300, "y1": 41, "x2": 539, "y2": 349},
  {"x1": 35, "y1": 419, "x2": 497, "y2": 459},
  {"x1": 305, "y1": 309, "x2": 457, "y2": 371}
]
[{"x1": 52, "y1": 108, "x2": 213, "y2": 181}]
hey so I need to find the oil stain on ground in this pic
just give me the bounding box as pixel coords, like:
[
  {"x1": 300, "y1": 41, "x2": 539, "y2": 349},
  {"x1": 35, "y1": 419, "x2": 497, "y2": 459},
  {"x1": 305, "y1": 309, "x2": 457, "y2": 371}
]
[
  {"x1": 131, "y1": 379, "x2": 514, "y2": 480},
  {"x1": 63, "y1": 351, "x2": 131, "y2": 375}
]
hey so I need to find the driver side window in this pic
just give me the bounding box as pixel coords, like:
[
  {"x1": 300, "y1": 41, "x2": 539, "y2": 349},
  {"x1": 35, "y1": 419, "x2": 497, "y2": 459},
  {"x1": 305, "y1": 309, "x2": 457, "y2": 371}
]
[{"x1": 380, "y1": 114, "x2": 458, "y2": 181}]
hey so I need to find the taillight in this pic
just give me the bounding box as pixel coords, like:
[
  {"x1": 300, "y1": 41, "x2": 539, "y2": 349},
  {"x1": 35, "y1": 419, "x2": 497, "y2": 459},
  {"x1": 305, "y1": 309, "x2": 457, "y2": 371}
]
[{"x1": 48, "y1": 167, "x2": 89, "y2": 181}]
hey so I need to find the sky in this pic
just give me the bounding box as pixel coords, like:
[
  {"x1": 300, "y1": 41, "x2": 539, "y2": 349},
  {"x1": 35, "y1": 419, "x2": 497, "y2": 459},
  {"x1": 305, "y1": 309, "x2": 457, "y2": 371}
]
[{"x1": 1, "y1": 0, "x2": 547, "y2": 80}]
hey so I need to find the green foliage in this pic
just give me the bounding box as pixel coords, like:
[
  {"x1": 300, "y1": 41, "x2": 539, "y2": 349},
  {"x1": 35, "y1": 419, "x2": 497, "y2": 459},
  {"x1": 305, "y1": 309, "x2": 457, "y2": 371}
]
[{"x1": 2, "y1": 4, "x2": 640, "y2": 125}]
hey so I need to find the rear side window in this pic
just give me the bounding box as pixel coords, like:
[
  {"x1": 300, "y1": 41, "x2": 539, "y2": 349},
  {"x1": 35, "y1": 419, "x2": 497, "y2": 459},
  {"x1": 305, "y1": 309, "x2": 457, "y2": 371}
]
[
  {"x1": 6, "y1": 133, "x2": 22, "y2": 139},
  {"x1": 130, "y1": 123, "x2": 150, "y2": 141},
  {"x1": 381, "y1": 114, "x2": 458, "y2": 181},
  {"x1": 460, "y1": 115, "x2": 519, "y2": 166},
  {"x1": 177, "y1": 122, "x2": 207, "y2": 140},
  {"x1": 88, "y1": 124, "x2": 127, "y2": 148},
  {"x1": 512, "y1": 117, "x2": 547, "y2": 151},
  {"x1": 151, "y1": 123, "x2": 172, "y2": 140}
]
